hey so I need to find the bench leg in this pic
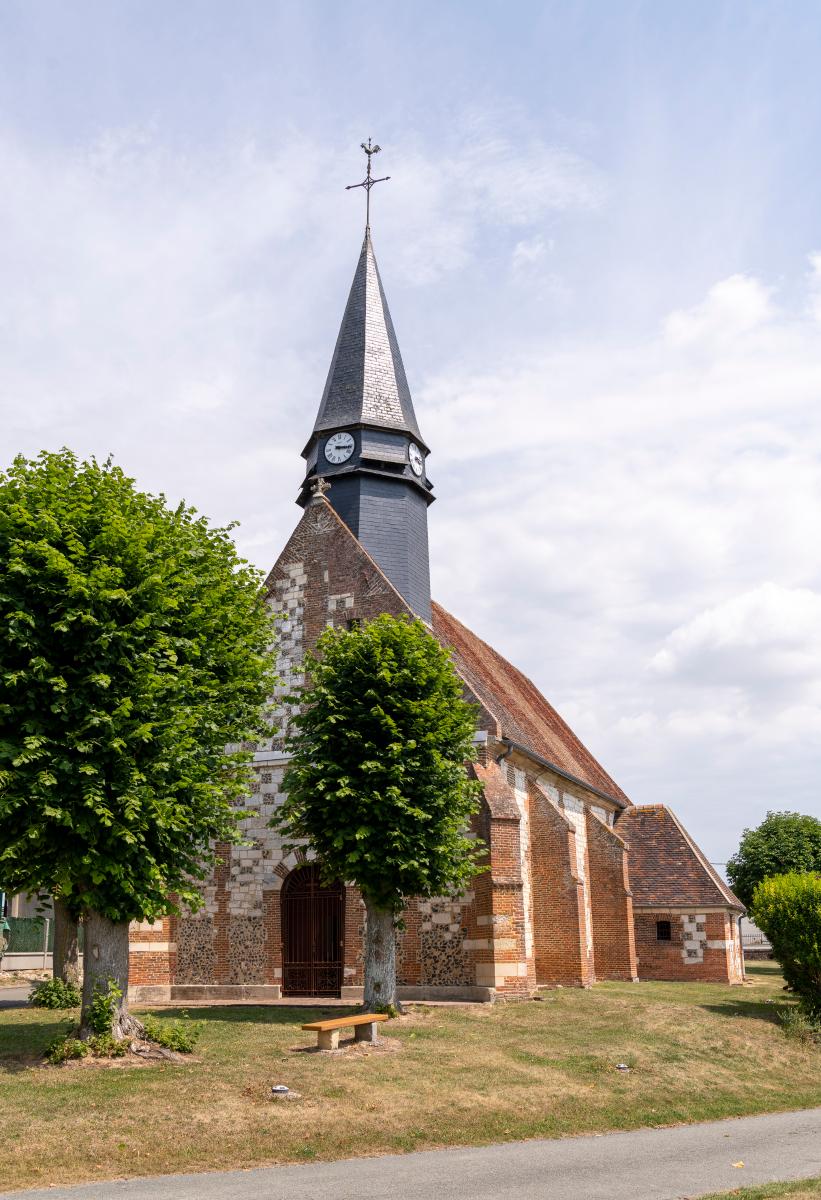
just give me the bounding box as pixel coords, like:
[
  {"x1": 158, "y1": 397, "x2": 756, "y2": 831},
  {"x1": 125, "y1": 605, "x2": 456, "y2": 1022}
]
[
  {"x1": 317, "y1": 1029, "x2": 340, "y2": 1051},
  {"x1": 354, "y1": 1021, "x2": 379, "y2": 1044}
]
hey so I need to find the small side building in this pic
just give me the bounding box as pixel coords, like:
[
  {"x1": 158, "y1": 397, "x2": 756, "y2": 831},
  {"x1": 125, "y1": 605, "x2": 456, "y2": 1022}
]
[{"x1": 615, "y1": 806, "x2": 745, "y2": 983}]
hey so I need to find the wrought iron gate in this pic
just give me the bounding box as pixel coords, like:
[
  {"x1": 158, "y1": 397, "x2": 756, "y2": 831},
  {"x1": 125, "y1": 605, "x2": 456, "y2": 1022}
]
[{"x1": 281, "y1": 865, "x2": 344, "y2": 997}]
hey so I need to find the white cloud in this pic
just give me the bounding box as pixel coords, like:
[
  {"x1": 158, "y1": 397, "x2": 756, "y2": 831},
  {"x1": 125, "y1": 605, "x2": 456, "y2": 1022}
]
[
  {"x1": 375, "y1": 117, "x2": 604, "y2": 285},
  {"x1": 663, "y1": 274, "x2": 773, "y2": 347},
  {"x1": 650, "y1": 583, "x2": 821, "y2": 687},
  {"x1": 808, "y1": 252, "x2": 821, "y2": 323},
  {"x1": 512, "y1": 236, "x2": 550, "y2": 272}
]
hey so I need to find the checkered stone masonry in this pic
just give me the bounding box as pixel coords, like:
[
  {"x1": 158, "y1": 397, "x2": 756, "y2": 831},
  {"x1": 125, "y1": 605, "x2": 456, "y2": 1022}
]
[{"x1": 682, "y1": 914, "x2": 707, "y2": 962}]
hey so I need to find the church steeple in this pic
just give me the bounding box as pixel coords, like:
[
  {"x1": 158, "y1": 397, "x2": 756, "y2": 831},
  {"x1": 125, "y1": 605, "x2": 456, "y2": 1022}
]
[
  {"x1": 298, "y1": 146, "x2": 434, "y2": 622},
  {"x1": 306, "y1": 230, "x2": 425, "y2": 446}
]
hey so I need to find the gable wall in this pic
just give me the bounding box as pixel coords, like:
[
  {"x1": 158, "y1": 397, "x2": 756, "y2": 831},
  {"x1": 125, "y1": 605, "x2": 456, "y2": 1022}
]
[{"x1": 130, "y1": 503, "x2": 528, "y2": 1000}]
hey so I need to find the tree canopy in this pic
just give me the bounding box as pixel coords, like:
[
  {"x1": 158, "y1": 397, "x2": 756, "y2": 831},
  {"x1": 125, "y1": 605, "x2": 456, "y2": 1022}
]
[
  {"x1": 275, "y1": 613, "x2": 484, "y2": 1008},
  {"x1": 750, "y1": 872, "x2": 821, "y2": 1015},
  {"x1": 727, "y1": 811, "x2": 821, "y2": 908},
  {"x1": 0, "y1": 449, "x2": 277, "y2": 925}
]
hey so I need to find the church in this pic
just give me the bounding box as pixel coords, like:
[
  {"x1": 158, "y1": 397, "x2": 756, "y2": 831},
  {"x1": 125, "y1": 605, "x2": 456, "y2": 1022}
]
[{"x1": 129, "y1": 180, "x2": 744, "y2": 1003}]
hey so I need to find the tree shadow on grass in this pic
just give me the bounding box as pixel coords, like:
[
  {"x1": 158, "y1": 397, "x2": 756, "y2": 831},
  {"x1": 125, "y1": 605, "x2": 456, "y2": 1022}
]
[
  {"x1": 0, "y1": 1014, "x2": 76, "y2": 1073},
  {"x1": 699, "y1": 994, "x2": 789, "y2": 1027}
]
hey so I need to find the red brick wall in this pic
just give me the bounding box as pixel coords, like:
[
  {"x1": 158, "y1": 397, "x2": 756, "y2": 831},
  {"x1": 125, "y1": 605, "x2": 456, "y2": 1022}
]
[
  {"x1": 585, "y1": 811, "x2": 638, "y2": 981},
  {"x1": 528, "y1": 783, "x2": 592, "y2": 986},
  {"x1": 634, "y1": 910, "x2": 742, "y2": 982},
  {"x1": 343, "y1": 885, "x2": 365, "y2": 988},
  {"x1": 486, "y1": 813, "x2": 533, "y2": 994},
  {"x1": 128, "y1": 914, "x2": 176, "y2": 987}
]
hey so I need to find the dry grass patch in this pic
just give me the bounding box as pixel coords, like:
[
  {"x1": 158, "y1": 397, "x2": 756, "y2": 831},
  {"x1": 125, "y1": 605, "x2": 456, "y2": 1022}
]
[
  {"x1": 1, "y1": 964, "x2": 819, "y2": 1192},
  {"x1": 698, "y1": 1178, "x2": 821, "y2": 1199}
]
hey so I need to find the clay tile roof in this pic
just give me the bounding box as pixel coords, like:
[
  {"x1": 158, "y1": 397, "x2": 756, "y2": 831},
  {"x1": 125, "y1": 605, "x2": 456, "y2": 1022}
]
[
  {"x1": 431, "y1": 602, "x2": 629, "y2": 806},
  {"x1": 616, "y1": 805, "x2": 744, "y2": 910}
]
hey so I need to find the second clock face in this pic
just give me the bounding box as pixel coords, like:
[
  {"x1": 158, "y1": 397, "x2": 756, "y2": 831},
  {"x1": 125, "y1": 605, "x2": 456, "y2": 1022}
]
[
  {"x1": 408, "y1": 442, "x2": 424, "y2": 476},
  {"x1": 324, "y1": 431, "x2": 355, "y2": 464}
]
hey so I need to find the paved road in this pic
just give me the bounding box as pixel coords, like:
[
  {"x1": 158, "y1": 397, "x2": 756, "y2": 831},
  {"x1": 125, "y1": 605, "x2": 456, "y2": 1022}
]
[
  {"x1": 3, "y1": 1108, "x2": 820, "y2": 1200},
  {"x1": 0, "y1": 986, "x2": 30, "y2": 1007}
]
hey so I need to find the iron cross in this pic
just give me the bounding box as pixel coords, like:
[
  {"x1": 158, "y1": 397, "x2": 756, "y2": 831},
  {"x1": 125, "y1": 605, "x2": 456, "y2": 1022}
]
[{"x1": 345, "y1": 138, "x2": 390, "y2": 230}]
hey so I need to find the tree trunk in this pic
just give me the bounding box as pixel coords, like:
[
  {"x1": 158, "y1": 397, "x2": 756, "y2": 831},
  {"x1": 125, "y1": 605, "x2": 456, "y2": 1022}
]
[
  {"x1": 363, "y1": 897, "x2": 400, "y2": 1012},
  {"x1": 80, "y1": 911, "x2": 143, "y2": 1041},
  {"x1": 52, "y1": 899, "x2": 80, "y2": 986}
]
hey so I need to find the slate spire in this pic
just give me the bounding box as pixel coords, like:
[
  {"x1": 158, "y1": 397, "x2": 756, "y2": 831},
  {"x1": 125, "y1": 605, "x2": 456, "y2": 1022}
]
[
  {"x1": 309, "y1": 230, "x2": 425, "y2": 446},
  {"x1": 298, "y1": 219, "x2": 434, "y2": 623}
]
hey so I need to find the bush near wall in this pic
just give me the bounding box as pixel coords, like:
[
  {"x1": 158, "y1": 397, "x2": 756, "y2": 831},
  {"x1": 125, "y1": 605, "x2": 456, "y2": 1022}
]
[{"x1": 750, "y1": 872, "x2": 821, "y2": 1014}]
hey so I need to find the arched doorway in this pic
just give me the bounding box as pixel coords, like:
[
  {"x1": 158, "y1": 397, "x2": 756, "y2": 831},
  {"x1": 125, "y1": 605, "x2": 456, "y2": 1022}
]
[{"x1": 281, "y1": 865, "x2": 344, "y2": 997}]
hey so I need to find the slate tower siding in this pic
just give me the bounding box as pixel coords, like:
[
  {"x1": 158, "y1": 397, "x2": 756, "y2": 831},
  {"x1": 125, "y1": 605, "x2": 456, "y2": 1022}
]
[{"x1": 323, "y1": 472, "x2": 432, "y2": 623}]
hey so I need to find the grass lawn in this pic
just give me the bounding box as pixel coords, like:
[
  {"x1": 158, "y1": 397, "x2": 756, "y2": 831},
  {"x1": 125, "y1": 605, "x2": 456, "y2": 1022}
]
[
  {"x1": 700, "y1": 1179, "x2": 821, "y2": 1199},
  {"x1": 1, "y1": 963, "x2": 819, "y2": 1192}
]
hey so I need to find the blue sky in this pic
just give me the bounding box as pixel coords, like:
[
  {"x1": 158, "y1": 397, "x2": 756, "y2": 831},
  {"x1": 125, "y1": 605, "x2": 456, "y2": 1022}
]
[{"x1": 2, "y1": 1, "x2": 820, "y2": 863}]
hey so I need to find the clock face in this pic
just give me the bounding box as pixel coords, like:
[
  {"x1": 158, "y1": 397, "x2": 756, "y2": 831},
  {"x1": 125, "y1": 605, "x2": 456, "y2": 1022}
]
[
  {"x1": 324, "y1": 431, "x2": 355, "y2": 465},
  {"x1": 408, "y1": 442, "x2": 424, "y2": 477}
]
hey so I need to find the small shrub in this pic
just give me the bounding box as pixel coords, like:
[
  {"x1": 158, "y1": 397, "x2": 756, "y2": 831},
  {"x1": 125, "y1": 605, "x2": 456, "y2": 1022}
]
[
  {"x1": 750, "y1": 872, "x2": 821, "y2": 1015},
  {"x1": 87, "y1": 1033, "x2": 128, "y2": 1058},
  {"x1": 141, "y1": 1012, "x2": 203, "y2": 1054},
  {"x1": 88, "y1": 978, "x2": 123, "y2": 1034},
  {"x1": 374, "y1": 1003, "x2": 399, "y2": 1019},
  {"x1": 778, "y1": 1006, "x2": 821, "y2": 1047},
  {"x1": 29, "y1": 978, "x2": 81, "y2": 1010},
  {"x1": 44, "y1": 1028, "x2": 129, "y2": 1064},
  {"x1": 45, "y1": 1036, "x2": 89, "y2": 1065}
]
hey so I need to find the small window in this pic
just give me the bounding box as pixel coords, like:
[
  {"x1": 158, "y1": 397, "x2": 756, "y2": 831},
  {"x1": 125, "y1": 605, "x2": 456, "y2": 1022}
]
[
  {"x1": 656, "y1": 920, "x2": 672, "y2": 942},
  {"x1": 346, "y1": 618, "x2": 361, "y2": 631}
]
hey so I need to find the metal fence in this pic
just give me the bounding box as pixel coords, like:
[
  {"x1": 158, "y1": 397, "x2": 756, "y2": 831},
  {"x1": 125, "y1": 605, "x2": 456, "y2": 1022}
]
[
  {"x1": 5, "y1": 916, "x2": 55, "y2": 954},
  {"x1": 1, "y1": 916, "x2": 85, "y2": 970}
]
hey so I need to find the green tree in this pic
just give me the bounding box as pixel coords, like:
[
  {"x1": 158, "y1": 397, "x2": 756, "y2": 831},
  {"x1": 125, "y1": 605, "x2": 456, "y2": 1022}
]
[
  {"x1": 727, "y1": 811, "x2": 821, "y2": 908},
  {"x1": 750, "y1": 872, "x2": 821, "y2": 1015},
  {"x1": 275, "y1": 614, "x2": 484, "y2": 1010},
  {"x1": 0, "y1": 450, "x2": 277, "y2": 1038}
]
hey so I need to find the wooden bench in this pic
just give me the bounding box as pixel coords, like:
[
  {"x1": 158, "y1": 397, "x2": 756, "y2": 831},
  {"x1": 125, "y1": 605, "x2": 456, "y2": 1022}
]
[{"x1": 301, "y1": 1012, "x2": 388, "y2": 1051}]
